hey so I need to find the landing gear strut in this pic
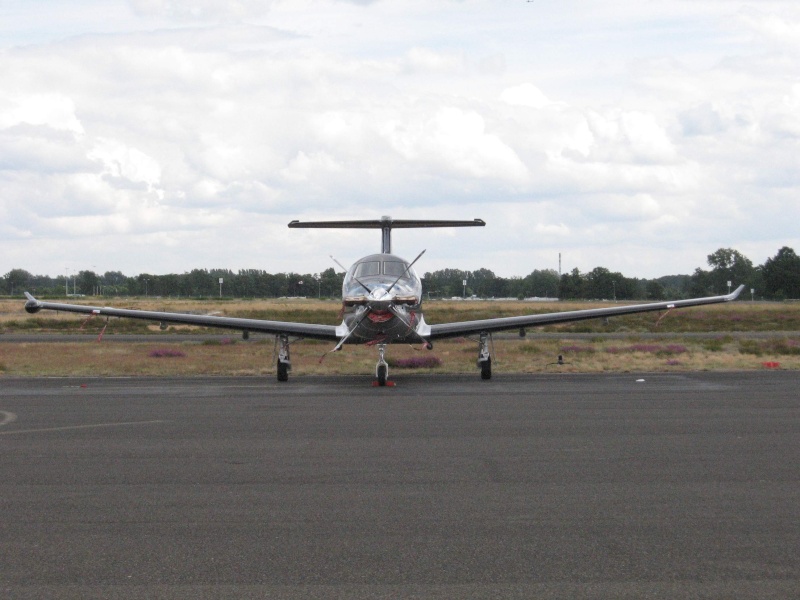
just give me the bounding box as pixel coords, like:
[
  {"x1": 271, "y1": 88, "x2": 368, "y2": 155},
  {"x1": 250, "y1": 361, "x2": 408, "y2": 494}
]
[
  {"x1": 477, "y1": 332, "x2": 491, "y2": 380},
  {"x1": 277, "y1": 334, "x2": 291, "y2": 382},
  {"x1": 375, "y1": 343, "x2": 389, "y2": 386}
]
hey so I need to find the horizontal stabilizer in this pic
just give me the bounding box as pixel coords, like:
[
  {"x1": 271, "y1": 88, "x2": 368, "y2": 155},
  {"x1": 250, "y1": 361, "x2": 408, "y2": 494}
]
[
  {"x1": 289, "y1": 216, "x2": 485, "y2": 253},
  {"x1": 288, "y1": 218, "x2": 485, "y2": 229}
]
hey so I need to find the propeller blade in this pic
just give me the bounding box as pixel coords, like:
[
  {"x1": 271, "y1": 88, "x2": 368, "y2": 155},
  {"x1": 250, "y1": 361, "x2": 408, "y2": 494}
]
[
  {"x1": 389, "y1": 305, "x2": 429, "y2": 345},
  {"x1": 329, "y1": 254, "x2": 348, "y2": 272},
  {"x1": 326, "y1": 306, "x2": 373, "y2": 356},
  {"x1": 331, "y1": 254, "x2": 372, "y2": 295},
  {"x1": 386, "y1": 249, "x2": 426, "y2": 294}
]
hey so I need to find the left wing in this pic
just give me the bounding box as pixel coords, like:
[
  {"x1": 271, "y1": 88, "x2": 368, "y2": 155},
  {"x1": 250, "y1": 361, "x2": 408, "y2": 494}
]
[
  {"x1": 428, "y1": 285, "x2": 745, "y2": 340},
  {"x1": 23, "y1": 293, "x2": 339, "y2": 341}
]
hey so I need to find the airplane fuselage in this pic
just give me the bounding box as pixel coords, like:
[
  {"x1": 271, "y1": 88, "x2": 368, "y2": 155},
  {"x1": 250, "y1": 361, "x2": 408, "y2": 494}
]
[{"x1": 338, "y1": 252, "x2": 430, "y2": 344}]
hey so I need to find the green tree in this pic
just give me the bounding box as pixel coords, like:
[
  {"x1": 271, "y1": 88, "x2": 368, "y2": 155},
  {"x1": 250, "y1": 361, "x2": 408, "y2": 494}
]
[
  {"x1": 3, "y1": 269, "x2": 32, "y2": 295},
  {"x1": 688, "y1": 267, "x2": 713, "y2": 296},
  {"x1": 423, "y1": 268, "x2": 470, "y2": 298},
  {"x1": 319, "y1": 267, "x2": 344, "y2": 298},
  {"x1": 559, "y1": 268, "x2": 585, "y2": 299},
  {"x1": 521, "y1": 269, "x2": 560, "y2": 298},
  {"x1": 645, "y1": 280, "x2": 666, "y2": 300},
  {"x1": 762, "y1": 246, "x2": 800, "y2": 299},
  {"x1": 706, "y1": 248, "x2": 757, "y2": 293},
  {"x1": 102, "y1": 271, "x2": 129, "y2": 295},
  {"x1": 75, "y1": 270, "x2": 99, "y2": 295},
  {"x1": 470, "y1": 268, "x2": 497, "y2": 297},
  {"x1": 585, "y1": 267, "x2": 614, "y2": 299}
]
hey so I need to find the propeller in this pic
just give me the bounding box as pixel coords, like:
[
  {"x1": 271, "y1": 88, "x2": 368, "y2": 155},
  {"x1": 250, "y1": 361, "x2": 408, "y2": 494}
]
[
  {"x1": 386, "y1": 249, "x2": 425, "y2": 295},
  {"x1": 331, "y1": 254, "x2": 372, "y2": 295},
  {"x1": 319, "y1": 305, "x2": 373, "y2": 361},
  {"x1": 322, "y1": 249, "x2": 426, "y2": 361}
]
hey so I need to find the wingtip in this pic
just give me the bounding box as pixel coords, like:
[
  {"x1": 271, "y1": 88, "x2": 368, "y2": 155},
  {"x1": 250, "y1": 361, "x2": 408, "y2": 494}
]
[
  {"x1": 24, "y1": 291, "x2": 42, "y2": 313},
  {"x1": 726, "y1": 284, "x2": 746, "y2": 300}
]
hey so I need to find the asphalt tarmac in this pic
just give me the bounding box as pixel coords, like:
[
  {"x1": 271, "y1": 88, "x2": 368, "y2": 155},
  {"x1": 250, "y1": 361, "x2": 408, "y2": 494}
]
[{"x1": 1, "y1": 372, "x2": 798, "y2": 599}]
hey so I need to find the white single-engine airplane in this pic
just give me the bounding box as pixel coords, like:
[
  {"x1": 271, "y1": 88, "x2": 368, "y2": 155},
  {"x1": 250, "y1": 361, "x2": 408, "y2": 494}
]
[{"x1": 24, "y1": 217, "x2": 745, "y2": 385}]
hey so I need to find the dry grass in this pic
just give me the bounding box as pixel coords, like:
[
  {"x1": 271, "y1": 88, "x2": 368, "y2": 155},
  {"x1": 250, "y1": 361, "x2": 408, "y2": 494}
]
[
  {"x1": 3, "y1": 297, "x2": 800, "y2": 334},
  {"x1": 1, "y1": 335, "x2": 798, "y2": 377},
  {"x1": 2, "y1": 296, "x2": 799, "y2": 377}
]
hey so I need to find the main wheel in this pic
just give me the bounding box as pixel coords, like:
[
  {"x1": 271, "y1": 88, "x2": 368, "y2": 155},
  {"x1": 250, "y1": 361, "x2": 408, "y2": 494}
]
[
  {"x1": 480, "y1": 357, "x2": 492, "y2": 380},
  {"x1": 277, "y1": 360, "x2": 289, "y2": 382},
  {"x1": 377, "y1": 364, "x2": 388, "y2": 386}
]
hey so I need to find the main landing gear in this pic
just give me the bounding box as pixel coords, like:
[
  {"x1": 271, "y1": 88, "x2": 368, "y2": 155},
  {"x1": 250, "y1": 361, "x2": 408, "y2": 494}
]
[
  {"x1": 276, "y1": 334, "x2": 291, "y2": 382},
  {"x1": 477, "y1": 332, "x2": 491, "y2": 380}
]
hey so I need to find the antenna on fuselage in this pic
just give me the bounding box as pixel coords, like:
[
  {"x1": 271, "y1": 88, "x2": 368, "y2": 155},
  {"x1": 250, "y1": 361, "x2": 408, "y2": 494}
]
[{"x1": 289, "y1": 216, "x2": 485, "y2": 254}]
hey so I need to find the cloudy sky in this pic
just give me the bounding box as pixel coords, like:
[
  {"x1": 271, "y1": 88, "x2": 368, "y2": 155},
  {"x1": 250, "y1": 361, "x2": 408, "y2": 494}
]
[{"x1": 2, "y1": 0, "x2": 799, "y2": 281}]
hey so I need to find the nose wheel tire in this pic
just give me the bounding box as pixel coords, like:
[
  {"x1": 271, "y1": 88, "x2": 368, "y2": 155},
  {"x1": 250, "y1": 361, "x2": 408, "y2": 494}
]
[{"x1": 377, "y1": 364, "x2": 388, "y2": 386}]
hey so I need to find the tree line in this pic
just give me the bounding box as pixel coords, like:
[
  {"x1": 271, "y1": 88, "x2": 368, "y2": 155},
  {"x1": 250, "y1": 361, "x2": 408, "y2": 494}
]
[{"x1": 3, "y1": 246, "x2": 800, "y2": 300}]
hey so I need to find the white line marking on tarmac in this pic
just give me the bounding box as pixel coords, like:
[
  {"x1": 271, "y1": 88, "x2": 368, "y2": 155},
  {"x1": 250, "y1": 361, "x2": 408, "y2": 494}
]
[
  {"x1": 0, "y1": 420, "x2": 167, "y2": 436},
  {"x1": 0, "y1": 411, "x2": 18, "y2": 427}
]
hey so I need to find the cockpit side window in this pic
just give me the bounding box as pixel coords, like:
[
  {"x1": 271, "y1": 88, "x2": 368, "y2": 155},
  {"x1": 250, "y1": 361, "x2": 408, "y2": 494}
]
[{"x1": 354, "y1": 261, "x2": 381, "y2": 278}]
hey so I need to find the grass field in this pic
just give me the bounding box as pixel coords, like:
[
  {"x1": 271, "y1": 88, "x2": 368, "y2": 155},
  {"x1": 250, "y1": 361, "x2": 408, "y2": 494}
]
[{"x1": 1, "y1": 297, "x2": 798, "y2": 377}]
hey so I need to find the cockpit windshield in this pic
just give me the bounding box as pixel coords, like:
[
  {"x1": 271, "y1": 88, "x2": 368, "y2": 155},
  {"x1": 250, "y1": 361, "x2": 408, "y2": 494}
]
[
  {"x1": 383, "y1": 261, "x2": 410, "y2": 278},
  {"x1": 353, "y1": 261, "x2": 381, "y2": 278},
  {"x1": 343, "y1": 254, "x2": 421, "y2": 301},
  {"x1": 351, "y1": 259, "x2": 410, "y2": 280}
]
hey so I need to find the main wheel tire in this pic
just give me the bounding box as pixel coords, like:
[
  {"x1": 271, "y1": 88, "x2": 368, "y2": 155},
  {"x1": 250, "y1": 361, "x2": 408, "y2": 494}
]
[
  {"x1": 480, "y1": 357, "x2": 492, "y2": 380},
  {"x1": 277, "y1": 360, "x2": 289, "y2": 382},
  {"x1": 377, "y1": 364, "x2": 388, "y2": 386}
]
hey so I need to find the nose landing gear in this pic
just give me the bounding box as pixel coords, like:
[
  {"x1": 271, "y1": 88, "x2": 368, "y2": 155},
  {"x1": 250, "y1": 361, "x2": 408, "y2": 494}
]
[{"x1": 375, "y1": 343, "x2": 390, "y2": 386}]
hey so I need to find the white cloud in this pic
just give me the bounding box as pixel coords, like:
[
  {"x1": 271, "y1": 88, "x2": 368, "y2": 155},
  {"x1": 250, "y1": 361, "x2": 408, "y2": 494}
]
[
  {"x1": 0, "y1": 93, "x2": 84, "y2": 134},
  {"x1": 128, "y1": 0, "x2": 273, "y2": 21},
  {"x1": 500, "y1": 83, "x2": 555, "y2": 110},
  {"x1": 1, "y1": 0, "x2": 799, "y2": 279},
  {"x1": 88, "y1": 138, "x2": 163, "y2": 192},
  {"x1": 403, "y1": 47, "x2": 464, "y2": 74},
  {"x1": 384, "y1": 106, "x2": 528, "y2": 183}
]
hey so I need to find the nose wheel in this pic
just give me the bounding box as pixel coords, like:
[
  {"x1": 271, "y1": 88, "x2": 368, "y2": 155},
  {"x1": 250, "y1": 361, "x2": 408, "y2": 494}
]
[
  {"x1": 375, "y1": 343, "x2": 390, "y2": 386},
  {"x1": 377, "y1": 364, "x2": 388, "y2": 386}
]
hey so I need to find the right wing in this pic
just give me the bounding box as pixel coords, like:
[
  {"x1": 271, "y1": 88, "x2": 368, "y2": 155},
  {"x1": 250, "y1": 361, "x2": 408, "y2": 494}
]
[
  {"x1": 428, "y1": 285, "x2": 746, "y2": 340},
  {"x1": 23, "y1": 293, "x2": 340, "y2": 341}
]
